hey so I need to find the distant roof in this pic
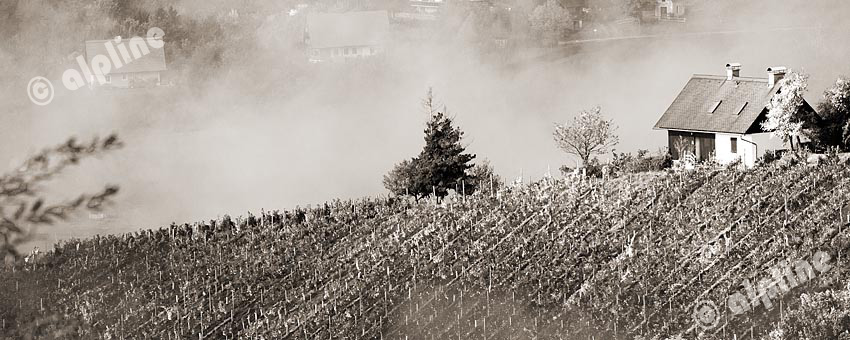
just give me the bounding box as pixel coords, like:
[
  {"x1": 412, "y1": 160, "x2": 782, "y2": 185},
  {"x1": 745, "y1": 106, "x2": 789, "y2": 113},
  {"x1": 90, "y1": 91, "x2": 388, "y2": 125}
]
[
  {"x1": 85, "y1": 38, "x2": 166, "y2": 74},
  {"x1": 562, "y1": 0, "x2": 587, "y2": 8},
  {"x1": 305, "y1": 11, "x2": 389, "y2": 49},
  {"x1": 654, "y1": 74, "x2": 784, "y2": 134}
]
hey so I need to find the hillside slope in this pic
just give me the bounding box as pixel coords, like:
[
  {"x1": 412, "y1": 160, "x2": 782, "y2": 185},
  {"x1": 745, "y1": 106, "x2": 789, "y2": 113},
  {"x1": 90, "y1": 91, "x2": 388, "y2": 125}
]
[{"x1": 2, "y1": 160, "x2": 850, "y2": 339}]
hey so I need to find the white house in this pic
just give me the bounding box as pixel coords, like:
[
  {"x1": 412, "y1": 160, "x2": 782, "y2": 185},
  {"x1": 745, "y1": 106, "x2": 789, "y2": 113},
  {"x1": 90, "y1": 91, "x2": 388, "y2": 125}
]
[
  {"x1": 409, "y1": 0, "x2": 443, "y2": 16},
  {"x1": 656, "y1": 0, "x2": 686, "y2": 19},
  {"x1": 654, "y1": 63, "x2": 816, "y2": 168},
  {"x1": 304, "y1": 11, "x2": 389, "y2": 63},
  {"x1": 85, "y1": 38, "x2": 166, "y2": 88}
]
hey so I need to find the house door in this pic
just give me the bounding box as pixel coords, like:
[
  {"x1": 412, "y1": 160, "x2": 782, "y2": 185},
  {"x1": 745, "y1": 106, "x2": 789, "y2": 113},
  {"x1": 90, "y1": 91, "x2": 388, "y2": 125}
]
[
  {"x1": 697, "y1": 135, "x2": 715, "y2": 162},
  {"x1": 669, "y1": 130, "x2": 715, "y2": 162},
  {"x1": 670, "y1": 135, "x2": 695, "y2": 159},
  {"x1": 660, "y1": 6, "x2": 668, "y2": 17}
]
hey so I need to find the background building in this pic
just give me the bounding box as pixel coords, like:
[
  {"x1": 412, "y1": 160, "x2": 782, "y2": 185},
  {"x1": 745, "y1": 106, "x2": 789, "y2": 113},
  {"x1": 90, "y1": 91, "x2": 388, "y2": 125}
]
[
  {"x1": 305, "y1": 11, "x2": 390, "y2": 63},
  {"x1": 654, "y1": 64, "x2": 815, "y2": 167},
  {"x1": 85, "y1": 38, "x2": 166, "y2": 88}
]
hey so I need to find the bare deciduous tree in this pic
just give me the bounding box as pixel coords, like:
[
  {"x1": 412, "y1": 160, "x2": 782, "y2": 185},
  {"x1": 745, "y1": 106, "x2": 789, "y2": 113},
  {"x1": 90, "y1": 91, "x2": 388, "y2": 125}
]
[{"x1": 554, "y1": 106, "x2": 619, "y2": 166}]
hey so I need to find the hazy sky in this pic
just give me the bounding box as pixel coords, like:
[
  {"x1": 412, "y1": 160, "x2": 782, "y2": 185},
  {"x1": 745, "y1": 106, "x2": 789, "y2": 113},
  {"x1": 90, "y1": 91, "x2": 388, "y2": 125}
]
[{"x1": 2, "y1": 0, "x2": 850, "y2": 247}]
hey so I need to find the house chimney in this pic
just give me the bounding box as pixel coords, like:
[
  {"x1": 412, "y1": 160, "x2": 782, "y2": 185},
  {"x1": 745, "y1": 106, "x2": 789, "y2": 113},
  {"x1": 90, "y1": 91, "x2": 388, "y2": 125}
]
[
  {"x1": 767, "y1": 66, "x2": 787, "y2": 87},
  {"x1": 725, "y1": 63, "x2": 741, "y2": 80}
]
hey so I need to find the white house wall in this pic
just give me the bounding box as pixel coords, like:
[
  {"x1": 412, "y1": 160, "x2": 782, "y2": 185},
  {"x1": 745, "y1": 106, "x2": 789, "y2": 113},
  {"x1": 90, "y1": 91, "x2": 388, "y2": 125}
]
[
  {"x1": 311, "y1": 45, "x2": 382, "y2": 63},
  {"x1": 656, "y1": 0, "x2": 685, "y2": 17},
  {"x1": 714, "y1": 133, "x2": 757, "y2": 167},
  {"x1": 95, "y1": 71, "x2": 160, "y2": 88}
]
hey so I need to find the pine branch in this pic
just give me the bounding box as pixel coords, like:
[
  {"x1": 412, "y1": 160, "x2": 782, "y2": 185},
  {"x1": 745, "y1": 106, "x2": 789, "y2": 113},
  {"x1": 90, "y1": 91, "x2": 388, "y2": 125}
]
[
  {"x1": 0, "y1": 134, "x2": 122, "y2": 199},
  {"x1": 0, "y1": 134, "x2": 122, "y2": 259}
]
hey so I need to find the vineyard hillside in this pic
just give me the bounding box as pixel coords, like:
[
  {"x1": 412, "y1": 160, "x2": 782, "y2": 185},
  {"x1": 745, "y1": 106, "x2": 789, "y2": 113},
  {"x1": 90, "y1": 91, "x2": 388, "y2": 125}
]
[{"x1": 3, "y1": 160, "x2": 850, "y2": 339}]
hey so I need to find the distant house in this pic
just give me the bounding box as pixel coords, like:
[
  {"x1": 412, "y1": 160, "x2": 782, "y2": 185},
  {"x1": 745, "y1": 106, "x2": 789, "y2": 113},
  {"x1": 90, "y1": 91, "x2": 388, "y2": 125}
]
[
  {"x1": 85, "y1": 38, "x2": 166, "y2": 88},
  {"x1": 562, "y1": 0, "x2": 588, "y2": 30},
  {"x1": 304, "y1": 11, "x2": 389, "y2": 63},
  {"x1": 393, "y1": 0, "x2": 441, "y2": 21},
  {"x1": 409, "y1": 0, "x2": 443, "y2": 16},
  {"x1": 655, "y1": 0, "x2": 685, "y2": 20},
  {"x1": 654, "y1": 64, "x2": 816, "y2": 168},
  {"x1": 490, "y1": 14, "x2": 513, "y2": 49}
]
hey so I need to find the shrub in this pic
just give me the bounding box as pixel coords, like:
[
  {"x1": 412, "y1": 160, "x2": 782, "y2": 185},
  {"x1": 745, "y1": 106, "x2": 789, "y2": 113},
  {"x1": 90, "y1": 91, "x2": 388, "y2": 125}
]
[
  {"x1": 757, "y1": 150, "x2": 784, "y2": 166},
  {"x1": 724, "y1": 156, "x2": 743, "y2": 170},
  {"x1": 776, "y1": 150, "x2": 808, "y2": 170},
  {"x1": 824, "y1": 145, "x2": 844, "y2": 165},
  {"x1": 465, "y1": 160, "x2": 502, "y2": 195},
  {"x1": 611, "y1": 149, "x2": 672, "y2": 174},
  {"x1": 584, "y1": 157, "x2": 605, "y2": 178},
  {"x1": 558, "y1": 157, "x2": 604, "y2": 178},
  {"x1": 558, "y1": 164, "x2": 576, "y2": 177}
]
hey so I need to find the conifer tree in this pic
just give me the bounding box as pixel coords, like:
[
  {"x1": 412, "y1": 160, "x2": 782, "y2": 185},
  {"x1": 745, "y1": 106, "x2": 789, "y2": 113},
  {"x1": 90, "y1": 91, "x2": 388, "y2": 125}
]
[
  {"x1": 411, "y1": 110, "x2": 476, "y2": 198},
  {"x1": 384, "y1": 89, "x2": 475, "y2": 199}
]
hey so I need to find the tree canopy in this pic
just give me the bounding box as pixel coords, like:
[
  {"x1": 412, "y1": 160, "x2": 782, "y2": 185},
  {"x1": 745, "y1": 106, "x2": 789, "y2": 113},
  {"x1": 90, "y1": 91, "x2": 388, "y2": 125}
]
[
  {"x1": 554, "y1": 106, "x2": 619, "y2": 166},
  {"x1": 529, "y1": 0, "x2": 570, "y2": 45},
  {"x1": 812, "y1": 76, "x2": 850, "y2": 151},
  {"x1": 761, "y1": 71, "x2": 809, "y2": 150},
  {"x1": 621, "y1": 0, "x2": 646, "y2": 18}
]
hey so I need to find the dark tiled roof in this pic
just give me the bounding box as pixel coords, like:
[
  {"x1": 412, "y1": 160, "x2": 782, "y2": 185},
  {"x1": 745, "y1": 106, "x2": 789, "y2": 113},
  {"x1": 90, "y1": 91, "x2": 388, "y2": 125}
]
[
  {"x1": 654, "y1": 75, "x2": 781, "y2": 134},
  {"x1": 85, "y1": 38, "x2": 166, "y2": 74},
  {"x1": 306, "y1": 11, "x2": 389, "y2": 49}
]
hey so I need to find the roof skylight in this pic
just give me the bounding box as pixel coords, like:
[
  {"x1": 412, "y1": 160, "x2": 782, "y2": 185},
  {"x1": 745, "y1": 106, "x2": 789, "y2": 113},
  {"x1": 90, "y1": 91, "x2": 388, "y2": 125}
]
[
  {"x1": 737, "y1": 102, "x2": 748, "y2": 115},
  {"x1": 709, "y1": 100, "x2": 722, "y2": 113}
]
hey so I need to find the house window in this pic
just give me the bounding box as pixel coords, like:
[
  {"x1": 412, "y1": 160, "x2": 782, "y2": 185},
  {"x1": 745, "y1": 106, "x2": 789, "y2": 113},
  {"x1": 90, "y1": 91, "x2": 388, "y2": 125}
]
[
  {"x1": 122, "y1": 74, "x2": 128, "y2": 81},
  {"x1": 104, "y1": 75, "x2": 111, "y2": 83},
  {"x1": 731, "y1": 137, "x2": 738, "y2": 153}
]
